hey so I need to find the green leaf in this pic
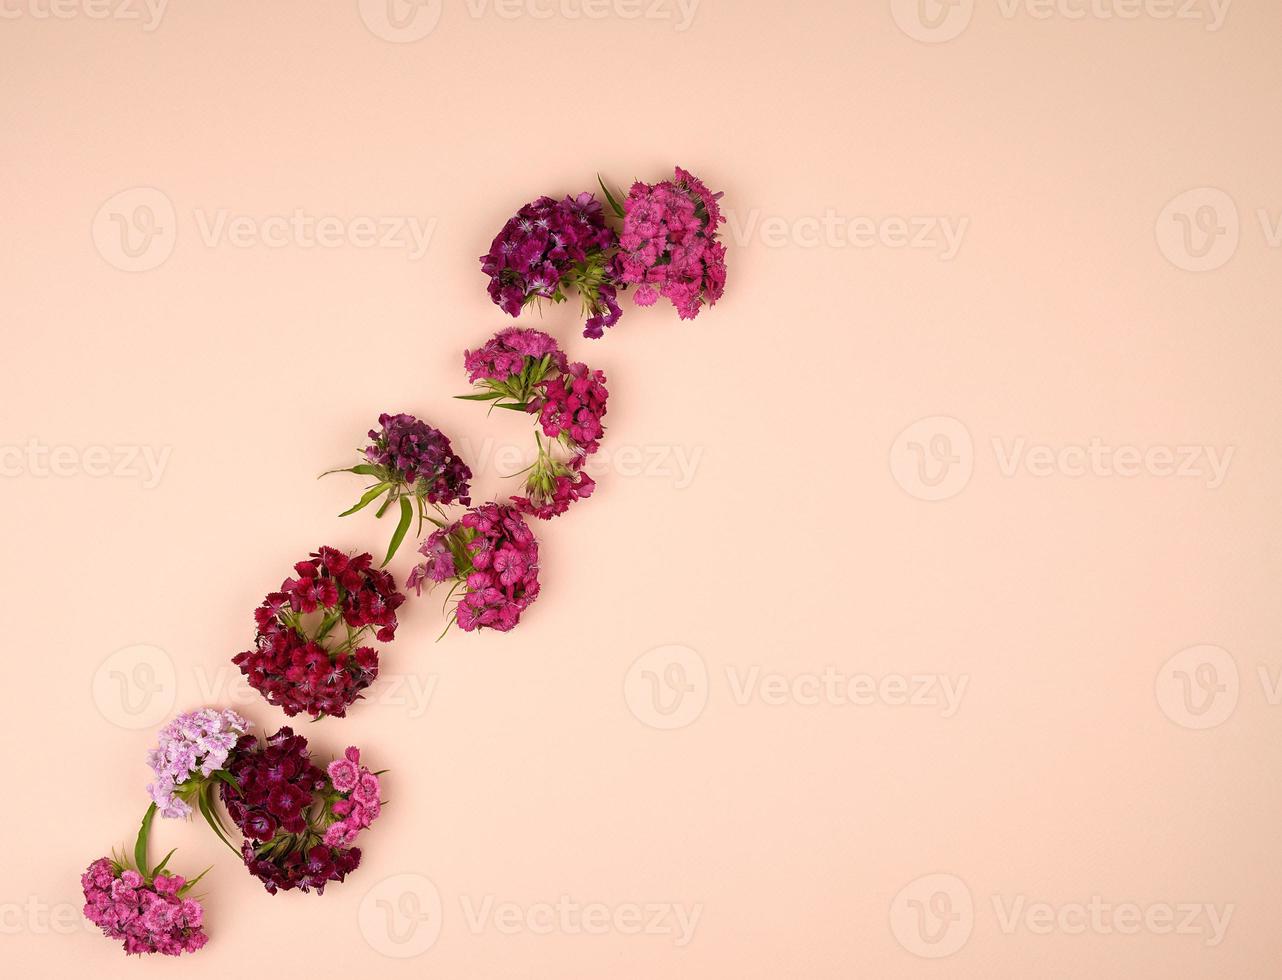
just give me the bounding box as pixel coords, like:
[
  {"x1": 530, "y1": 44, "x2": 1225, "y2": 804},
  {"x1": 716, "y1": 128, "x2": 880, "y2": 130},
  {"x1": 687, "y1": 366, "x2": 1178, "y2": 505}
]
[
  {"x1": 349, "y1": 464, "x2": 384, "y2": 478},
  {"x1": 178, "y1": 866, "x2": 211, "y2": 897},
  {"x1": 197, "y1": 787, "x2": 240, "y2": 858},
  {"x1": 495, "y1": 402, "x2": 530, "y2": 413},
  {"x1": 151, "y1": 848, "x2": 176, "y2": 877},
  {"x1": 599, "y1": 174, "x2": 626, "y2": 219},
  {"x1": 212, "y1": 770, "x2": 242, "y2": 795},
  {"x1": 134, "y1": 803, "x2": 157, "y2": 877},
  {"x1": 383, "y1": 496, "x2": 414, "y2": 566},
  {"x1": 455, "y1": 391, "x2": 505, "y2": 402},
  {"x1": 339, "y1": 482, "x2": 391, "y2": 518}
]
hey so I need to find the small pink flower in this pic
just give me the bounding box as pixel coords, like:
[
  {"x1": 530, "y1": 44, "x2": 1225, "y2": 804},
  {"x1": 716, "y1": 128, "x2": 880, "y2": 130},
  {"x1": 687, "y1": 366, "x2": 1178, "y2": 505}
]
[
  {"x1": 327, "y1": 758, "x2": 359, "y2": 793},
  {"x1": 352, "y1": 772, "x2": 381, "y2": 806}
]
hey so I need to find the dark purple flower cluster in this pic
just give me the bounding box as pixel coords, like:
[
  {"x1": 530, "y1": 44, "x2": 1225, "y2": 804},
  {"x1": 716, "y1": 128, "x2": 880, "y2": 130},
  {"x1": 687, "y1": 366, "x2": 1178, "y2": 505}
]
[
  {"x1": 221, "y1": 728, "x2": 364, "y2": 896},
  {"x1": 614, "y1": 166, "x2": 727, "y2": 320},
  {"x1": 408, "y1": 503, "x2": 541, "y2": 632},
  {"x1": 233, "y1": 547, "x2": 404, "y2": 719},
  {"x1": 363, "y1": 412, "x2": 471, "y2": 505},
  {"x1": 81, "y1": 859, "x2": 207, "y2": 957},
  {"x1": 480, "y1": 193, "x2": 623, "y2": 337}
]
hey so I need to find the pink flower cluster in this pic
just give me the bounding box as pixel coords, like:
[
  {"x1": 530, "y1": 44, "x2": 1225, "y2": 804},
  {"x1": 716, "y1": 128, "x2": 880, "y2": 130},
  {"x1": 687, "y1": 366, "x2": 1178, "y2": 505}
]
[
  {"x1": 322, "y1": 747, "x2": 383, "y2": 848},
  {"x1": 409, "y1": 502, "x2": 541, "y2": 632},
  {"x1": 81, "y1": 859, "x2": 207, "y2": 957},
  {"x1": 614, "y1": 166, "x2": 727, "y2": 320},
  {"x1": 146, "y1": 708, "x2": 251, "y2": 819},
  {"x1": 464, "y1": 326, "x2": 567, "y2": 384}
]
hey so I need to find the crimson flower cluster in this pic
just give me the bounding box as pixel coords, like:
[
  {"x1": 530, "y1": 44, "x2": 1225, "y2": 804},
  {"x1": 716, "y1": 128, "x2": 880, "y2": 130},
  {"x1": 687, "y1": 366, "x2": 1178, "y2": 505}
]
[
  {"x1": 408, "y1": 502, "x2": 541, "y2": 633},
  {"x1": 480, "y1": 193, "x2": 622, "y2": 338},
  {"x1": 233, "y1": 547, "x2": 404, "y2": 720},
  {"x1": 220, "y1": 728, "x2": 371, "y2": 895}
]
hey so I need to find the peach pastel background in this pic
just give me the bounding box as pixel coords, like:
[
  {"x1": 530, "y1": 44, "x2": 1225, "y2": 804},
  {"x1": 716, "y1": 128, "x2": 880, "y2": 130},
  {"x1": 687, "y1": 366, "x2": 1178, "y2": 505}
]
[{"x1": 1, "y1": 1, "x2": 1280, "y2": 977}]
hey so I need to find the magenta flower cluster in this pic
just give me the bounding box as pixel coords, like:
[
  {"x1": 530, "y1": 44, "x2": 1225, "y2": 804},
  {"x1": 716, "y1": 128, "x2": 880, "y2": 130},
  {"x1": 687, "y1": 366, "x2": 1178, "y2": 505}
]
[
  {"x1": 81, "y1": 859, "x2": 207, "y2": 957},
  {"x1": 146, "y1": 708, "x2": 251, "y2": 819},
  {"x1": 614, "y1": 166, "x2": 727, "y2": 320},
  {"x1": 464, "y1": 326, "x2": 567, "y2": 384},
  {"x1": 409, "y1": 502, "x2": 541, "y2": 632},
  {"x1": 480, "y1": 193, "x2": 622, "y2": 338}
]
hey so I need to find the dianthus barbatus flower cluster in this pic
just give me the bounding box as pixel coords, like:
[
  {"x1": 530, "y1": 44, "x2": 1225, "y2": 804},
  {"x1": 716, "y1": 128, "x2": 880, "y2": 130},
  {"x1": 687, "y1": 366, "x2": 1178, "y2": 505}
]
[
  {"x1": 459, "y1": 327, "x2": 608, "y2": 521},
  {"x1": 146, "y1": 707, "x2": 251, "y2": 820},
  {"x1": 326, "y1": 412, "x2": 472, "y2": 564},
  {"x1": 220, "y1": 727, "x2": 382, "y2": 895},
  {"x1": 82, "y1": 807, "x2": 211, "y2": 957},
  {"x1": 480, "y1": 193, "x2": 623, "y2": 338},
  {"x1": 480, "y1": 167, "x2": 727, "y2": 337},
  {"x1": 408, "y1": 502, "x2": 541, "y2": 633},
  {"x1": 610, "y1": 166, "x2": 727, "y2": 320},
  {"x1": 233, "y1": 547, "x2": 404, "y2": 720}
]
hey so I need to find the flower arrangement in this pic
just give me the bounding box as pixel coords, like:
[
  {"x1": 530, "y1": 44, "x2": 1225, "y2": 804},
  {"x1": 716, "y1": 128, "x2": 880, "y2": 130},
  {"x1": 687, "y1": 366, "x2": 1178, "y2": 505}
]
[
  {"x1": 408, "y1": 502, "x2": 541, "y2": 633},
  {"x1": 326, "y1": 412, "x2": 473, "y2": 564},
  {"x1": 82, "y1": 807, "x2": 210, "y2": 956},
  {"x1": 459, "y1": 327, "x2": 608, "y2": 520},
  {"x1": 480, "y1": 192, "x2": 623, "y2": 339},
  {"x1": 481, "y1": 166, "x2": 727, "y2": 337},
  {"x1": 219, "y1": 727, "x2": 383, "y2": 895},
  {"x1": 233, "y1": 547, "x2": 404, "y2": 720}
]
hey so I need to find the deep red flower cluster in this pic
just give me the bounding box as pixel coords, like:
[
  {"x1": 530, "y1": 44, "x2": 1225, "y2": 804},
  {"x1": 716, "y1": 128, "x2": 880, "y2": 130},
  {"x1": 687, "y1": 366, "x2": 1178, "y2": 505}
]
[
  {"x1": 233, "y1": 547, "x2": 404, "y2": 719},
  {"x1": 220, "y1": 728, "x2": 363, "y2": 896}
]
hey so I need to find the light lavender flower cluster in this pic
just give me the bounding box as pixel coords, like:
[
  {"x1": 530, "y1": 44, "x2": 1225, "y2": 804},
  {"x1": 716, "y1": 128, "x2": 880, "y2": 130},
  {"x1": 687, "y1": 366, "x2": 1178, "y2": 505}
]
[{"x1": 145, "y1": 708, "x2": 252, "y2": 818}]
